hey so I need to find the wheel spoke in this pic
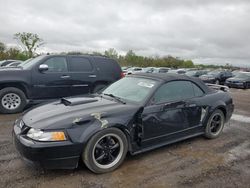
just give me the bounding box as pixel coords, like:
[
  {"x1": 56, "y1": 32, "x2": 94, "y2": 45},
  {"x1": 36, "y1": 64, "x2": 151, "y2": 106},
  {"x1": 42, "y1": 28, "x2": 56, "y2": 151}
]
[
  {"x1": 96, "y1": 143, "x2": 104, "y2": 150},
  {"x1": 108, "y1": 153, "x2": 115, "y2": 162},
  {"x1": 110, "y1": 143, "x2": 119, "y2": 150},
  {"x1": 96, "y1": 153, "x2": 105, "y2": 162}
]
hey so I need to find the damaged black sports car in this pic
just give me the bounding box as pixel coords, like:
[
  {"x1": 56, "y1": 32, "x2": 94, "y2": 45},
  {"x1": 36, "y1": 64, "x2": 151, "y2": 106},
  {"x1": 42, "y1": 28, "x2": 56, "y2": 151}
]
[{"x1": 13, "y1": 73, "x2": 234, "y2": 173}]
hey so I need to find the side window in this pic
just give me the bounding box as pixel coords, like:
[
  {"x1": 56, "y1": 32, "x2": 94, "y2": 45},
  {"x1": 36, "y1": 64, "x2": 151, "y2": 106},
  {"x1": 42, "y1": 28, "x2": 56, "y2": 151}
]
[
  {"x1": 42, "y1": 57, "x2": 68, "y2": 72},
  {"x1": 192, "y1": 83, "x2": 204, "y2": 97},
  {"x1": 152, "y1": 81, "x2": 195, "y2": 104},
  {"x1": 68, "y1": 57, "x2": 93, "y2": 72}
]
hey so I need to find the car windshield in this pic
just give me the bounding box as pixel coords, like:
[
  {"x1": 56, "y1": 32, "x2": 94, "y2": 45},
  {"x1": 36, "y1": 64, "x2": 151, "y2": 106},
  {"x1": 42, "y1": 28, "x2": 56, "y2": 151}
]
[
  {"x1": 20, "y1": 56, "x2": 45, "y2": 69},
  {"x1": 185, "y1": 71, "x2": 196, "y2": 76},
  {"x1": 207, "y1": 71, "x2": 220, "y2": 75},
  {"x1": 235, "y1": 72, "x2": 250, "y2": 78},
  {"x1": 102, "y1": 77, "x2": 158, "y2": 103},
  {"x1": 142, "y1": 67, "x2": 154, "y2": 73}
]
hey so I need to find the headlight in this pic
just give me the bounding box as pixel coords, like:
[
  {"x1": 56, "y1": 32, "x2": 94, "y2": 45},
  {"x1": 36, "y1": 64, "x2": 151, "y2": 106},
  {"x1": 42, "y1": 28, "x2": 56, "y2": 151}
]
[{"x1": 27, "y1": 128, "x2": 67, "y2": 141}]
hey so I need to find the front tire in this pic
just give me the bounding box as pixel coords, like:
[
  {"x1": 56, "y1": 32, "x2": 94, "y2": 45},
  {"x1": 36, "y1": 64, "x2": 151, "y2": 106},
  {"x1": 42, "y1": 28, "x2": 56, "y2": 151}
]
[
  {"x1": 83, "y1": 128, "x2": 128, "y2": 173},
  {"x1": 204, "y1": 109, "x2": 225, "y2": 139},
  {"x1": 0, "y1": 87, "x2": 27, "y2": 114}
]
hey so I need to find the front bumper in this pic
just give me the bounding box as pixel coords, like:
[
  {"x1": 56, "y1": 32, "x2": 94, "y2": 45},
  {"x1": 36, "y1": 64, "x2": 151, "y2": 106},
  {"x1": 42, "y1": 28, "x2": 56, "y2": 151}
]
[
  {"x1": 226, "y1": 82, "x2": 245, "y2": 88},
  {"x1": 13, "y1": 125, "x2": 82, "y2": 169}
]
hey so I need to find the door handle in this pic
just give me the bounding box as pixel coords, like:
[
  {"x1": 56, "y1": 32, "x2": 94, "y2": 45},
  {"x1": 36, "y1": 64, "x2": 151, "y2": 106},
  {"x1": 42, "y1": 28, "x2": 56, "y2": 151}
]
[
  {"x1": 61, "y1": 75, "x2": 70, "y2": 79},
  {"x1": 88, "y1": 75, "x2": 97, "y2": 78}
]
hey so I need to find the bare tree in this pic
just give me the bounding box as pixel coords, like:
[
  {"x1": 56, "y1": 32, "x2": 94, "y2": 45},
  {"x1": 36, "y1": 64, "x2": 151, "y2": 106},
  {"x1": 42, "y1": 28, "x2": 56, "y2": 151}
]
[{"x1": 14, "y1": 32, "x2": 44, "y2": 58}]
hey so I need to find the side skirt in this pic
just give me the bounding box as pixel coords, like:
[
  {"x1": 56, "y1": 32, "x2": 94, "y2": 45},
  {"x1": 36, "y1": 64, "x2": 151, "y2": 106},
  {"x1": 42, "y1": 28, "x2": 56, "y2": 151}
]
[{"x1": 130, "y1": 132, "x2": 204, "y2": 155}]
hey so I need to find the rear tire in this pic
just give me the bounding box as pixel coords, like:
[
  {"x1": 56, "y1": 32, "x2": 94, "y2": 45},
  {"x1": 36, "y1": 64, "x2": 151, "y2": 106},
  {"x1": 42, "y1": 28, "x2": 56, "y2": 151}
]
[
  {"x1": 204, "y1": 109, "x2": 225, "y2": 139},
  {"x1": 0, "y1": 87, "x2": 27, "y2": 114},
  {"x1": 83, "y1": 128, "x2": 128, "y2": 173}
]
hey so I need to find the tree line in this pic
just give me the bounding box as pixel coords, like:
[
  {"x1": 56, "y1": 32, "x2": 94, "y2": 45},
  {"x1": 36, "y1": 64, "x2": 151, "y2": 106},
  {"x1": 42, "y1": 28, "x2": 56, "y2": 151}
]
[{"x1": 0, "y1": 32, "x2": 230, "y2": 69}]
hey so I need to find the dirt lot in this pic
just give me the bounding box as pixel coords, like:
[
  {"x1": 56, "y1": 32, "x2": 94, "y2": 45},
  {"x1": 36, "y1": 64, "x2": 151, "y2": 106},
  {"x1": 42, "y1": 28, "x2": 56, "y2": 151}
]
[{"x1": 0, "y1": 89, "x2": 249, "y2": 188}]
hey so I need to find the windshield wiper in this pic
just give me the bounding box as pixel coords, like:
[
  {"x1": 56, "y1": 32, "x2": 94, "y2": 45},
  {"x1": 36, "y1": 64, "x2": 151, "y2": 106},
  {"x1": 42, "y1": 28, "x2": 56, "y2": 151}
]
[{"x1": 103, "y1": 93, "x2": 126, "y2": 104}]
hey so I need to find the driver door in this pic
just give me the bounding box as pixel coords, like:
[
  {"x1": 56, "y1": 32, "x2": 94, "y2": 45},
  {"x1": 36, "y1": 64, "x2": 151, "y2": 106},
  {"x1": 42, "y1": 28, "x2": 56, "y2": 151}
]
[
  {"x1": 140, "y1": 81, "x2": 203, "y2": 147},
  {"x1": 31, "y1": 56, "x2": 71, "y2": 99}
]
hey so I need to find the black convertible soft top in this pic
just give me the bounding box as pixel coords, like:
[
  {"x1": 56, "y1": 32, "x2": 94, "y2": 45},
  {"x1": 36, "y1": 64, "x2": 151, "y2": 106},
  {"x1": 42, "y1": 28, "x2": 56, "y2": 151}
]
[{"x1": 129, "y1": 73, "x2": 211, "y2": 94}]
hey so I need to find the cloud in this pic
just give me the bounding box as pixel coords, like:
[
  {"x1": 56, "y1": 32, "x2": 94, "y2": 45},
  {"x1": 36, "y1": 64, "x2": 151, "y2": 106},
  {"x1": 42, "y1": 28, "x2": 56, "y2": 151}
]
[{"x1": 0, "y1": 0, "x2": 250, "y2": 66}]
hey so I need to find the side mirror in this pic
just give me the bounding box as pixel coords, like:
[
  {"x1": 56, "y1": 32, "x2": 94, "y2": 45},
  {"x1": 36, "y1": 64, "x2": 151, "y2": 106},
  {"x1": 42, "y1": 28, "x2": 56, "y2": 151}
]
[{"x1": 39, "y1": 64, "x2": 48, "y2": 72}]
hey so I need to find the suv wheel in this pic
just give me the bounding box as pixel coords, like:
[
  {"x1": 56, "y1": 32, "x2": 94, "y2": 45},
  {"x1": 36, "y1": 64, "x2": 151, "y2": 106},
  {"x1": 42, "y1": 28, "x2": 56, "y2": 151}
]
[
  {"x1": 0, "y1": 87, "x2": 27, "y2": 114},
  {"x1": 215, "y1": 80, "x2": 220, "y2": 85}
]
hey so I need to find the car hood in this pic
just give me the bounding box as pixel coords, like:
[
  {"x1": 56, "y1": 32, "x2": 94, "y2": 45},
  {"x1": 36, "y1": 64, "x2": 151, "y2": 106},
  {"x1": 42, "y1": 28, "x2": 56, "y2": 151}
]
[
  {"x1": 22, "y1": 96, "x2": 140, "y2": 129},
  {"x1": 226, "y1": 77, "x2": 247, "y2": 82},
  {"x1": 200, "y1": 74, "x2": 216, "y2": 79}
]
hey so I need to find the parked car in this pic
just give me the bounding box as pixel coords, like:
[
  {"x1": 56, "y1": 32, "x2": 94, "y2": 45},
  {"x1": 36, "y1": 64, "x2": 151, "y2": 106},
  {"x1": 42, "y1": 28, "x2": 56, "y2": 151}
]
[
  {"x1": 126, "y1": 67, "x2": 143, "y2": 75},
  {"x1": 168, "y1": 69, "x2": 186, "y2": 74},
  {"x1": 185, "y1": 70, "x2": 208, "y2": 77},
  {"x1": 0, "y1": 55, "x2": 123, "y2": 114},
  {"x1": 5, "y1": 61, "x2": 22, "y2": 67},
  {"x1": 199, "y1": 70, "x2": 233, "y2": 85},
  {"x1": 0, "y1": 59, "x2": 22, "y2": 67},
  {"x1": 141, "y1": 67, "x2": 155, "y2": 73},
  {"x1": 231, "y1": 70, "x2": 242, "y2": 77},
  {"x1": 13, "y1": 73, "x2": 234, "y2": 173},
  {"x1": 225, "y1": 72, "x2": 250, "y2": 89},
  {"x1": 153, "y1": 67, "x2": 170, "y2": 73}
]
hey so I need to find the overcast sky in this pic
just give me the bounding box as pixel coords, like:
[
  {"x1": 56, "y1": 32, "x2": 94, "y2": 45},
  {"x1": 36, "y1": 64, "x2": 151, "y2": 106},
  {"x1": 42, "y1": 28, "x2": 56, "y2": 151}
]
[{"x1": 0, "y1": 0, "x2": 250, "y2": 66}]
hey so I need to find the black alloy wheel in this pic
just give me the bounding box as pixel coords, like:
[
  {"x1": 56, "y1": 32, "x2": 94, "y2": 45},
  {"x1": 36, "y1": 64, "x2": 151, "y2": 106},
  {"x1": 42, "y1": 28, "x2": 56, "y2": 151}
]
[
  {"x1": 83, "y1": 128, "x2": 128, "y2": 173},
  {"x1": 93, "y1": 134, "x2": 122, "y2": 167},
  {"x1": 205, "y1": 109, "x2": 225, "y2": 139}
]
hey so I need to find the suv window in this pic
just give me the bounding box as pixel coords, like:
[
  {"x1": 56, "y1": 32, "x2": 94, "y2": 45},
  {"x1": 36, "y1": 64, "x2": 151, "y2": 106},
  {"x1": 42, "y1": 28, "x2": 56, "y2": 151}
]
[
  {"x1": 43, "y1": 57, "x2": 68, "y2": 72},
  {"x1": 68, "y1": 57, "x2": 93, "y2": 72},
  {"x1": 152, "y1": 81, "x2": 195, "y2": 104}
]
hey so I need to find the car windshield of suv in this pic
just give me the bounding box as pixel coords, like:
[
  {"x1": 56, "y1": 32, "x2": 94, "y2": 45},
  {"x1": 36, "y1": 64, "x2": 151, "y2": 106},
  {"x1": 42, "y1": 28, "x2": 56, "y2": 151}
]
[
  {"x1": 20, "y1": 56, "x2": 45, "y2": 69},
  {"x1": 102, "y1": 77, "x2": 158, "y2": 103}
]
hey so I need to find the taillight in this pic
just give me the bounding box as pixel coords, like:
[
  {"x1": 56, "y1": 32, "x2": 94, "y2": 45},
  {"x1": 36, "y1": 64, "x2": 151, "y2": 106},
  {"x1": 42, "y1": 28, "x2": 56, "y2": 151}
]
[{"x1": 121, "y1": 72, "x2": 125, "y2": 78}]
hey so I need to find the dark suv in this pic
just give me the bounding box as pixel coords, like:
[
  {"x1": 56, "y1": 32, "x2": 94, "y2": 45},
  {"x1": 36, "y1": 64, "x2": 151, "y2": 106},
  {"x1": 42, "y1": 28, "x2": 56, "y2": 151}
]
[{"x1": 0, "y1": 55, "x2": 123, "y2": 114}]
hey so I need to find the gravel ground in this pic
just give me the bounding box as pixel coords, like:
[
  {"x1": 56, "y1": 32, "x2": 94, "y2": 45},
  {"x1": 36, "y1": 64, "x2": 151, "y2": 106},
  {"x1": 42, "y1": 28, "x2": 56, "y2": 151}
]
[{"x1": 0, "y1": 88, "x2": 249, "y2": 188}]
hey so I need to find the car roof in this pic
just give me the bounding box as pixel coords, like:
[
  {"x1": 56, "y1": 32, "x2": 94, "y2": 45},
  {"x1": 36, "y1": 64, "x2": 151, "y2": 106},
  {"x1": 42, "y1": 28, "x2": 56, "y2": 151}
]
[
  {"x1": 130, "y1": 72, "x2": 192, "y2": 81},
  {"x1": 129, "y1": 73, "x2": 211, "y2": 93},
  {"x1": 42, "y1": 54, "x2": 112, "y2": 59}
]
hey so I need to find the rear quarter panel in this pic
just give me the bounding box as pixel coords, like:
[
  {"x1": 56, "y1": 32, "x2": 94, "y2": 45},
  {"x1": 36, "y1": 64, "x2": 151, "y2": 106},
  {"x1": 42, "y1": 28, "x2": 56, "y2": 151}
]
[{"x1": 202, "y1": 90, "x2": 234, "y2": 123}]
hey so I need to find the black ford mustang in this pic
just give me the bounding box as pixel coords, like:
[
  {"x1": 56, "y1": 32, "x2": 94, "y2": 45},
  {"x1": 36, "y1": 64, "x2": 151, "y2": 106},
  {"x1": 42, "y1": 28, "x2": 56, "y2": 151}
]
[{"x1": 13, "y1": 73, "x2": 234, "y2": 173}]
